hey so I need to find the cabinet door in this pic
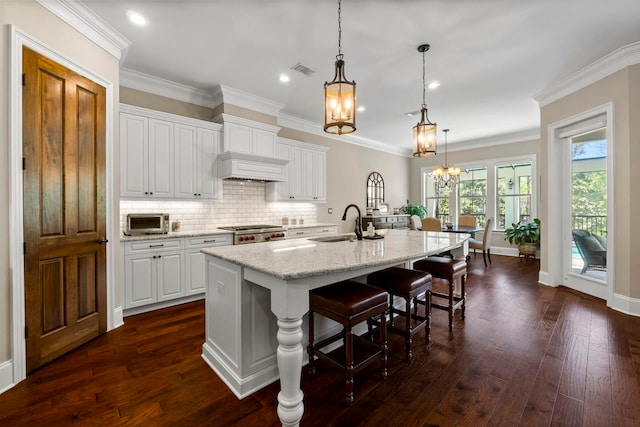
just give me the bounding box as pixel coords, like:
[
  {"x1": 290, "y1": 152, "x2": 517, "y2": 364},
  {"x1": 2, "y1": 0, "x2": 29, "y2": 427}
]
[
  {"x1": 125, "y1": 253, "x2": 156, "y2": 308},
  {"x1": 174, "y1": 123, "x2": 198, "y2": 198},
  {"x1": 312, "y1": 150, "x2": 327, "y2": 201},
  {"x1": 120, "y1": 113, "x2": 148, "y2": 197},
  {"x1": 253, "y1": 128, "x2": 277, "y2": 157},
  {"x1": 157, "y1": 251, "x2": 184, "y2": 302},
  {"x1": 186, "y1": 249, "x2": 206, "y2": 295},
  {"x1": 197, "y1": 128, "x2": 220, "y2": 200},
  {"x1": 289, "y1": 146, "x2": 305, "y2": 199},
  {"x1": 225, "y1": 122, "x2": 252, "y2": 154},
  {"x1": 300, "y1": 149, "x2": 315, "y2": 200},
  {"x1": 148, "y1": 118, "x2": 174, "y2": 197}
]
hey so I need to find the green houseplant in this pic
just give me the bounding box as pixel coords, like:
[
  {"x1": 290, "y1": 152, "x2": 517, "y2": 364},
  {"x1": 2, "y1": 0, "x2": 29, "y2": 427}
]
[
  {"x1": 504, "y1": 218, "x2": 541, "y2": 255},
  {"x1": 402, "y1": 200, "x2": 427, "y2": 219}
]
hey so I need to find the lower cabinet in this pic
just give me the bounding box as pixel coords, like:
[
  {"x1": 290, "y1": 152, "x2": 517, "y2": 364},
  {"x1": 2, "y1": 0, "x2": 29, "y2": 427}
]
[
  {"x1": 123, "y1": 233, "x2": 232, "y2": 312},
  {"x1": 286, "y1": 225, "x2": 337, "y2": 239}
]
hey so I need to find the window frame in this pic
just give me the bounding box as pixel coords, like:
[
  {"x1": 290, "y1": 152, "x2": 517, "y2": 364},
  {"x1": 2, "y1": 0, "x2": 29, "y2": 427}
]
[{"x1": 421, "y1": 154, "x2": 537, "y2": 231}]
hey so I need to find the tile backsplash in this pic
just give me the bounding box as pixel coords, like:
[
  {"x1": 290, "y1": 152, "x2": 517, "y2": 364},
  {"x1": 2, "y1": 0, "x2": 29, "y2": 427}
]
[{"x1": 120, "y1": 180, "x2": 317, "y2": 233}]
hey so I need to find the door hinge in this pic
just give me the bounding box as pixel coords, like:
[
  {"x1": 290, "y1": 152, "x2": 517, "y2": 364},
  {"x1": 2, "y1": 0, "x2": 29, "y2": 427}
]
[
  {"x1": 22, "y1": 73, "x2": 25, "y2": 87},
  {"x1": 23, "y1": 242, "x2": 26, "y2": 255},
  {"x1": 24, "y1": 326, "x2": 28, "y2": 338},
  {"x1": 22, "y1": 157, "x2": 26, "y2": 170}
]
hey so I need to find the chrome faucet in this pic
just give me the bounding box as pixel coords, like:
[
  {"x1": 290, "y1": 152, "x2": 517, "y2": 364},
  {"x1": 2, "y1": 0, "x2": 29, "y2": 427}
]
[{"x1": 342, "y1": 204, "x2": 363, "y2": 240}]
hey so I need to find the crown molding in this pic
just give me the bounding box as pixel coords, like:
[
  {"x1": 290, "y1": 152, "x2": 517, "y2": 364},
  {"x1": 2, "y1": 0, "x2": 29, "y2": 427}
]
[
  {"x1": 213, "y1": 85, "x2": 285, "y2": 117},
  {"x1": 534, "y1": 41, "x2": 640, "y2": 107},
  {"x1": 447, "y1": 127, "x2": 541, "y2": 152},
  {"x1": 120, "y1": 68, "x2": 215, "y2": 108},
  {"x1": 277, "y1": 113, "x2": 410, "y2": 157},
  {"x1": 36, "y1": 0, "x2": 130, "y2": 60}
]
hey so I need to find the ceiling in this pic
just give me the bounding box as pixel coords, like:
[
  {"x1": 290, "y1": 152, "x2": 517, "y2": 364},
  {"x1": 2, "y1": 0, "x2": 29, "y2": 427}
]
[{"x1": 82, "y1": 0, "x2": 640, "y2": 155}]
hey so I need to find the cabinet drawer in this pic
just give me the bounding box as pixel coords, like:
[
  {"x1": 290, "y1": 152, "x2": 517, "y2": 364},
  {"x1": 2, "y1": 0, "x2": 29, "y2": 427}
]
[
  {"x1": 287, "y1": 229, "x2": 313, "y2": 239},
  {"x1": 186, "y1": 234, "x2": 232, "y2": 248},
  {"x1": 126, "y1": 238, "x2": 183, "y2": 253},
  {"x1": 314, "y1": 226, "x2": 337, "y2": 235}
]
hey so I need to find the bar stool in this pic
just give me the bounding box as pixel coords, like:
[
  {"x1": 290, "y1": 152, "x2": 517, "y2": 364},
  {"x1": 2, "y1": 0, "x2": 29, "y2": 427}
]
[
  {"x1": 366, "y1": 267, "x2": 432, "y2": 361},
  {"x1": 413, "y1": 256, "x2": 467, "y2": 331},
  {"x1": 307, "y1": 280, "x2": 388, "y2": 405}
]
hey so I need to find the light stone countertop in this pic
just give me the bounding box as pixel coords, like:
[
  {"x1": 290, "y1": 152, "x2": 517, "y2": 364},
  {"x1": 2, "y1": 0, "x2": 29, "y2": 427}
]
[
  {"x1": 119, "y1": 228, "x2": 233, "y2": 242},
  {"x1": 201, "y1": 228, "x2": 470, "y2": 280}
]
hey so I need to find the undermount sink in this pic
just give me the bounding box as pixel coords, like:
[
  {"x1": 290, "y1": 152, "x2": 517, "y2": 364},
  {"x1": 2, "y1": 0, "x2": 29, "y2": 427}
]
[{"x1": 308, "y1": 234, "x2": 357, "y2": 243}]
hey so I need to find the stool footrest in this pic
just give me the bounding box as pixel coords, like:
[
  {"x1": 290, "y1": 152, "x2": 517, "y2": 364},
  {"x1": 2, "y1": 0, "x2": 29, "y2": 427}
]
[{"x1": 313, "y1": 334, "x2": 384, "y2": 374}]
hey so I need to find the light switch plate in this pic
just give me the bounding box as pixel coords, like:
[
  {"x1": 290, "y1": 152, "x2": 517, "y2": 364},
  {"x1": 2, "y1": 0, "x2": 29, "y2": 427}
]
[{"x1": 328, "y1": 208, "x2": 333, "y2": 214}]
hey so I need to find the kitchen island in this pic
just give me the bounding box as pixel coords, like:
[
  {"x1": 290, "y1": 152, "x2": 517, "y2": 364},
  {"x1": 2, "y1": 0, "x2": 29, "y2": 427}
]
[{"x1": 201, "y1": 229, "x2": 469, "y2": 427}]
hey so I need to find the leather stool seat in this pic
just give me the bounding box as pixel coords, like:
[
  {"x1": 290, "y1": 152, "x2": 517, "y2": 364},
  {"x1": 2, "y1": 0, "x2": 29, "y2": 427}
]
[
  {"x1": 366, "y1": 267, "x2": 432, "y2": 360},
  {"x1": 413, "y1": 256, "x2": 467, "y2": 331},
  {"x1": 308, "y1": 280, "x2": 388, "y2": 405}
]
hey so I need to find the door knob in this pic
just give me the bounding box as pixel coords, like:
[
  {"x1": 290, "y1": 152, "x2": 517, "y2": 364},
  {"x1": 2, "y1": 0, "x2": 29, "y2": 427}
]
[{"x1": 97, "y1": 238, "x2": 109, "y2": 244}]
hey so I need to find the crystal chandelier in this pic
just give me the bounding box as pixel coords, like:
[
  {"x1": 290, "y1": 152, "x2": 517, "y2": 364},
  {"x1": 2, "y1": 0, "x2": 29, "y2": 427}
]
[
  {"x1": 324, "y1": 0, "x2": 356, "y2": 135},
  {"x1": 432, "y1": 129, "x2": 460, "y2": 188},
  {"x1": 412, "y1": 44, "x2": 437, "y2": 157}
]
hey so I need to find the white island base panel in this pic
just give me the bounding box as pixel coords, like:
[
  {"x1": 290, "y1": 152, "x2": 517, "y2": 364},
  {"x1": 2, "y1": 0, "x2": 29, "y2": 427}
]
[{"x1": 201, "y1": 230, "x2": 470, "y2": 426}]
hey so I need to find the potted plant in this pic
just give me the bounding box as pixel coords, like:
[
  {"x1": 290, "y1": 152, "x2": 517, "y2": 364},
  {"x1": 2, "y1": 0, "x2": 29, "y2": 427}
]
[
  {"x1": 402, "y1": 200, "x2": 427, "y2": 218},
  {"x1": 504, "y1": 218, "x2": 541, "y2": 256}
]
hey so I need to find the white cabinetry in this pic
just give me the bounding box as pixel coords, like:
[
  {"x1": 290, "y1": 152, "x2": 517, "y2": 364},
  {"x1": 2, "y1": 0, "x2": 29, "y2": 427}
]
[
  {"x1": 185, "y1": 234, "x2": 232, "y2": 295},
  {"x1": 286, "y1": 225, "x2": 337, "y2": 239},
  {"x1": 123, "y1": 233, "x2": 232, "y2": 313},
  {"x1": 266, "y1": 138, "x2": 329, "y2": 202},
  {"x1": 174, "y1": 125, "x2": 222, "y2": 199},
  {"x1": 120, "y1": 104, "x2": 222, "y2": 200},
  {"x1": 124, "y1": 238, "x2": 184, "y2": 309},
  {"x1": 120, "y1": 113, "x2": 174, "y2": 198}
]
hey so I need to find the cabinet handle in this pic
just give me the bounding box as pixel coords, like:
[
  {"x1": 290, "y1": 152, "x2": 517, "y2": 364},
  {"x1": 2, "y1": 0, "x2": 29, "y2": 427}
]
[
  {"x1": 203, "y1": 240, "x2": 218, "y2": 243},
  {"x1": 296, "y1": 231, "x2": 304, "y2": 235},
  {"x1": 144, "y1": 191, "x2": 149, "y2": 195},
  {"x1": 149, "y1": 243, "x2": 164, "y2": 248},
  {"x1": 149, "y1": 192, "x2": 154, "y2": 195}
]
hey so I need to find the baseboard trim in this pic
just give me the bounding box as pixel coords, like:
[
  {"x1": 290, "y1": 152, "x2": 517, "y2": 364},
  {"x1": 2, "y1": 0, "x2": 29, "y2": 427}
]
[
  {"x1": 611, "y1": 293, "x2": 640, "y2": 317},
  {"x1": 123, "y1": 294, "x2": 205, "y2": 317},
  {"x1": 0, "y1": 360, "x2": 15, "y2": 394},
  {"x1": 111, "y1": 306, "x2": 124, "y2": 330}
]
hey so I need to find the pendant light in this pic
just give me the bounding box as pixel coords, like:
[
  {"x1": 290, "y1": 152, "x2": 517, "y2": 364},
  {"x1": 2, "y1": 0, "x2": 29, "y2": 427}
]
[
  {"x1": 412, "y1": 44, "x2": 437, "y2": 157},
  {"x1": 432, "y1": 129, "x2": 461, "y2": 188},
  {"x1": 324, "y1": 0, "x2": 356, "y2": 135}
]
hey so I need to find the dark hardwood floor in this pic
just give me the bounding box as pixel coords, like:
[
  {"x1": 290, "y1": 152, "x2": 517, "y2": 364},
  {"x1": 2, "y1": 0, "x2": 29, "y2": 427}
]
[{"x1": 2, "y1": 255, "x2": 640, "y2": 426}]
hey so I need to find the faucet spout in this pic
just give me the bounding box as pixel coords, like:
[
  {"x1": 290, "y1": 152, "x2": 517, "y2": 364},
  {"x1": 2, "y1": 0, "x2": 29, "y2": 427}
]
[{"x1": 342, "y1": 204, "x2": 363, "y2": 240}]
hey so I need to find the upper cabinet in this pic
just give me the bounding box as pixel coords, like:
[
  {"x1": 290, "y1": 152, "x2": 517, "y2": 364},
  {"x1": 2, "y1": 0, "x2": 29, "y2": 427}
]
[
  {"x1": 120, "y1": 105, "x2": 223, "y2": 200},
  {"x1": 266, "y1": 138, "x2": 329, "y2": 202}
]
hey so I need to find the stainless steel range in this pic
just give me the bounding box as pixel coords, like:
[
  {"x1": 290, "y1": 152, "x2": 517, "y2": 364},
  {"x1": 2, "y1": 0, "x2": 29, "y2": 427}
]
[{"x1": 218, "y1": 224, "x2": 287, "y2": 245}]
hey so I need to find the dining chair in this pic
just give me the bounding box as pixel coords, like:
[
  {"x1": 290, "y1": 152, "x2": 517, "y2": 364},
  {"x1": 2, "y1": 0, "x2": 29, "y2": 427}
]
[
  {"x1": 457, "y1": 215, "x2": 476, "y2": 227},
  {"x1": 410, "y1": 215, "x2": 422, "y2": 230},
  {"x1": 469, "y1": 217, "x2": 493, "y2": 267},
  {"x1": 421, "y1": 217, "x2": 442, "y2": 232}
]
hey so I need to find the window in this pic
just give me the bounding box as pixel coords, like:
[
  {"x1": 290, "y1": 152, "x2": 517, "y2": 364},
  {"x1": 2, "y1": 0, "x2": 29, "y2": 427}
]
[
  {"x1": 458, "y1": 167, "x2": 487, "y2": 228},
  {"x1": 422, "y1": 154, "x2": 536, "y2": 232},
  {"x1": 496, "y1": 162, "x2": 532, "y2": 228}
]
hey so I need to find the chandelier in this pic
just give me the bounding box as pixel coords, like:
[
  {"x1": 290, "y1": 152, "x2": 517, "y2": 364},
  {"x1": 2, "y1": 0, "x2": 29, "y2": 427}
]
[
  {"x1": 324, "y1": 0, "x2": 356, "y2": 135},
  {"x1": 412, "y1": 44, "x2": 437, "y2": 157},
  {"x1": 432, "y1": 129, "x2": 461, "y2": 188}
]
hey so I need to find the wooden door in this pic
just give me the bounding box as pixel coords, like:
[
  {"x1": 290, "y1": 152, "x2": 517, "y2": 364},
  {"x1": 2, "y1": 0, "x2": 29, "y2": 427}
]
[{"x1": 22, "y1": 47, "x2": 107, "y2": 373}]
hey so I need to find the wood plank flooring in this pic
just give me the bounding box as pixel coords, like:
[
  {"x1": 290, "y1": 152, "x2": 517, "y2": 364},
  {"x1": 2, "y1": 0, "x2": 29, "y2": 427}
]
[{"x1": 2, "y1": 255, "x2": 640, "y2": 426}]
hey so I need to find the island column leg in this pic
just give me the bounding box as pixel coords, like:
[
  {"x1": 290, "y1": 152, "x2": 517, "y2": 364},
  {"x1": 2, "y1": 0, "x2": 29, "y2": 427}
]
[{"x1": 275, "y1": 317, "x2": 304, "y2": 427}]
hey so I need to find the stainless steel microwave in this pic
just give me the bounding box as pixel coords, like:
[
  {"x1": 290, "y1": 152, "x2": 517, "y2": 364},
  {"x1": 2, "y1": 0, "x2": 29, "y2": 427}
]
[{"x1": 125, "y1": 213, "x2": 170, "y2": 235}]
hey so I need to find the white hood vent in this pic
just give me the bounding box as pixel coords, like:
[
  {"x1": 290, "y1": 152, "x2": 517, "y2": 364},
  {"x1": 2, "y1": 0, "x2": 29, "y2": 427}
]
[
  {"x1": 213, "y1": 113, "x2": 288, "y2": 182},
  {"x1": 218, "y1": 151, "x2": 288, "y2": 182}
]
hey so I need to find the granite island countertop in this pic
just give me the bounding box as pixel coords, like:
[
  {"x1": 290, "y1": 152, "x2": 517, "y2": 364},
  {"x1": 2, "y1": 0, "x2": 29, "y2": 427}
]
[{"x1": 201, "y1": 228, "x2": 469, "y2": 280}]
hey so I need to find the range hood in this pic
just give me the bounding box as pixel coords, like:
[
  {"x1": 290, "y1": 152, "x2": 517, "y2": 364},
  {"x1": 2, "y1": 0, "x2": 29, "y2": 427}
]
[
  {"x1": 213, "y1": 113, "x2": 289, "y2": 182},
  {"x1": 218, "y1": 151, "x2": 288, "y2": 182}
]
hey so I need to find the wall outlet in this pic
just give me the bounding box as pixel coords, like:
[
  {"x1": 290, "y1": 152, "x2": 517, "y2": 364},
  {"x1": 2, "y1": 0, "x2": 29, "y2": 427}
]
[{"x1": 328, "y1": 208, "x2": 333, "y2": 214}]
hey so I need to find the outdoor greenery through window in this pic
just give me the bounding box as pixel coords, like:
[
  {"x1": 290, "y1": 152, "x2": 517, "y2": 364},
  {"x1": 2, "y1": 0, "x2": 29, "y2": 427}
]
[
  {"x1": 497, "y1": 162, "x2": 532, "y2": 228},
  {"x1": 422, "y1": 154, "x2": 536, "y2": 232},
  {"x1": 458, "y1": 167, "x2": 487, "y2": 228}
]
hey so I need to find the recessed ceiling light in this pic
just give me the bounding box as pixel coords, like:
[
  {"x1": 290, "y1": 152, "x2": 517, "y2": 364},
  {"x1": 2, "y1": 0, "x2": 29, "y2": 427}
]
[
  {"x1": 279, "y1": 74, "x2": 290, "y2": 83},
  {"x1": 428, "y1": 81, "x2": 440, "y2": 90},
  {"x1": 357, "y1": 106, "x2": 365, "y2": 112},
  {"x1": 126, "y1": 10, "x2": 146, "y2": 26}
]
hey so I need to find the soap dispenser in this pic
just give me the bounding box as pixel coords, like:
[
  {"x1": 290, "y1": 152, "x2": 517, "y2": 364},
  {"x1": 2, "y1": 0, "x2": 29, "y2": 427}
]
[{"x1": 367, "y1": 222, "x2": 375, "y2": 237}]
